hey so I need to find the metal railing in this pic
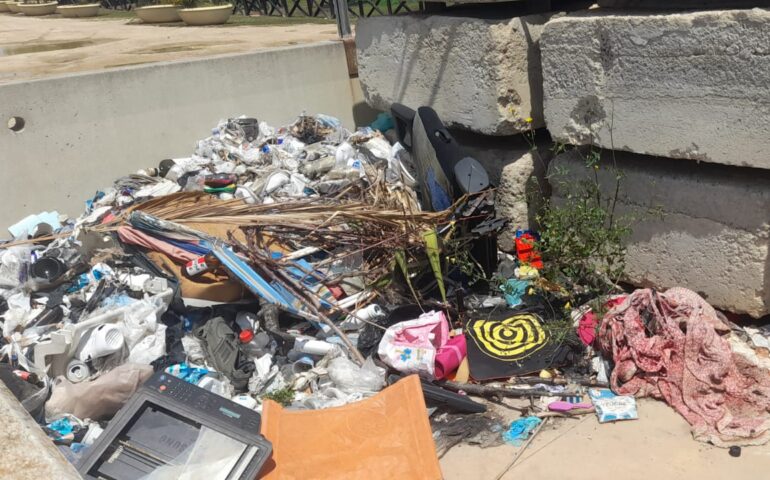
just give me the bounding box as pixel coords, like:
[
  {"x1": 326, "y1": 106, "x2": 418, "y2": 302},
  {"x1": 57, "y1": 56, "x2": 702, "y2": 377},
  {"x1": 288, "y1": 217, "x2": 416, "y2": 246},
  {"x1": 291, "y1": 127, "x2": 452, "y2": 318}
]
[
  {"x1": 95, "y1": 0, "x2": 421, "y2": 38},
  {"x1": 241, "y1": 0, "x2": 423, "y2": 19}
]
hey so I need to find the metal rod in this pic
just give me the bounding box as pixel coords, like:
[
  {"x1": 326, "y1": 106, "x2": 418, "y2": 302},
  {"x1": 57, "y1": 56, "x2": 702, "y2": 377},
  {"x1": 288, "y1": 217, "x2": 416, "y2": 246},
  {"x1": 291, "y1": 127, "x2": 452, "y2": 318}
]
[{"x1": 332, "y1": 0, "x2": 352, "y2": 38}]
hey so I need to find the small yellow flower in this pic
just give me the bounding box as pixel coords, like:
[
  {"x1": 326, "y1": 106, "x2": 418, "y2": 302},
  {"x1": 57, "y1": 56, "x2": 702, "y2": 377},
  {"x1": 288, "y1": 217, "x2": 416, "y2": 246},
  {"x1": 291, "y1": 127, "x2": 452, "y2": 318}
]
[{"x1": 525, "y1": 117, "x2": 533, "y2": 123}]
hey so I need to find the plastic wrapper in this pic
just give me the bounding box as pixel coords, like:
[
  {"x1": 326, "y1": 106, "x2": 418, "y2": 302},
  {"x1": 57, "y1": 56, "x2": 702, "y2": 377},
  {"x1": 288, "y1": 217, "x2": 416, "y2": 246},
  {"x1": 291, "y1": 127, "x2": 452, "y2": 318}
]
[
  {"x1": 588, "y1": 388, "x2": 638, "y2": 423},
  {"x1": 0, "y1": 338, "x2": 50, "y2": 414},
  {"x1": 141, "y1": 427, "x2": 247, "y2": 480},
  {"x1": 0, "y1": 246, "x2": 31, "y2": 288},
  {"x1": 46, "y1": 363, "x2": 153, "y2": 421},
  {"x1": 248, "y1": 354, "x2": 283, "y2": 396},
  {"x1": 181, "y1": 335, "x2": 205, "y2": 364},
  {"x1": 297, "y1": 387, "x2": 363, "y2": 410},
  {"x1": 327, "y1": 356, "x2": 385, "y2": 394},
  {"x1": 114, "y1": 295, "x2": 166, "y2": 350}
]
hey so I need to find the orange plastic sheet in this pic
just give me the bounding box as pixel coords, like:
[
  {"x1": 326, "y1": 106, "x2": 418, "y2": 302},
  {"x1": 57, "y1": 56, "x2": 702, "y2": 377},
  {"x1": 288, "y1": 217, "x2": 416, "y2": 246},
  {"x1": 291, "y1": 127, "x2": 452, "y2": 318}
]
[{"x1": 259, "y1": 375, "x2": 442, "y2": 480}]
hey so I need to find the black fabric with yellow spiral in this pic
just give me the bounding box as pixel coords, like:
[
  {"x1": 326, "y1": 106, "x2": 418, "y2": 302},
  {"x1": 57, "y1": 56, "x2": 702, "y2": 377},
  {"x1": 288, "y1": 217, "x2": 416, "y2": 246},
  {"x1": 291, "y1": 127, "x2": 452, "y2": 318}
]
[{"x1": 465, "y1": 309, "x2": 571, "y2": 380}]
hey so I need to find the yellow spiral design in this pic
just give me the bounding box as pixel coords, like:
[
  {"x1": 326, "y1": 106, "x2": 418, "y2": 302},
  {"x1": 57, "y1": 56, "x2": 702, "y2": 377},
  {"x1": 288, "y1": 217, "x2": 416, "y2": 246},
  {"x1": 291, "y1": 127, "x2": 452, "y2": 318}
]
[{"x1": 469, "y1": 314, "x2": 548, "y2": 360}]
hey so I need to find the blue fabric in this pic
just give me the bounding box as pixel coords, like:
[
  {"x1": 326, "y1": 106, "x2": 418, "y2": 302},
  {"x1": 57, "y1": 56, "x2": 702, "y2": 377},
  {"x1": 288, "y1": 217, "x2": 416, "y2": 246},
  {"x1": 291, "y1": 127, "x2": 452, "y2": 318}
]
[
  {"x1": 501, "y1": 278, "x2": 530, "y2": 307},
  {"x1": 163, "y1": 238, "x2": 210, "y2": 256},
  {"x1": 47, "y1": 417, "x2": 75, "y2": 436},
  {"x1": 370, "y1": 112, "x2": 395, "y2": 133},
  {"x1": 165, "y1": 363, "x2": 210, "y2": 385},
  {"x1": 502, "y1": 416, "x2": 542, "y2": 446},
  {"x1": 427, "y1": 168, "x2": 451, "y2": 211}
]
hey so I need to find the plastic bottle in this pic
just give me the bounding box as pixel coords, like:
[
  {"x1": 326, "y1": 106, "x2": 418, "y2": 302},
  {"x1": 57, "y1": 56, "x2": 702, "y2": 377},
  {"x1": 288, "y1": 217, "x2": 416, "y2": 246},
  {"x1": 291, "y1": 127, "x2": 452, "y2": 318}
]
[
  {"x1": 294, "y1": 337, "x2": 338, "y2": 356},
  {"x1": 236, "y1": 312, "x2": 271, "y2": 358},
  {"x1": 239, "y1": 330, "x2": 271, "y2": 359}
]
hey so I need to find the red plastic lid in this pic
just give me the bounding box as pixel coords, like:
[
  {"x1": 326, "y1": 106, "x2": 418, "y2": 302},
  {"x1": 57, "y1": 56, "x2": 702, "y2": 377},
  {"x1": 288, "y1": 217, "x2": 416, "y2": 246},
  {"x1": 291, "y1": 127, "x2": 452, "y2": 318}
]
[{"x1": 239, "y1": 329, "x2": 254, "y2": 343}]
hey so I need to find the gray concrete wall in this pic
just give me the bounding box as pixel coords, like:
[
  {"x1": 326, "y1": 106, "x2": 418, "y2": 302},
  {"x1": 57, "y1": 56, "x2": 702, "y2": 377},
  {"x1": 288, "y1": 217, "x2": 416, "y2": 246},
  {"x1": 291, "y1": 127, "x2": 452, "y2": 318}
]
[{"x1": 0, "y1": 41, "x2": 360, "y2": 232}]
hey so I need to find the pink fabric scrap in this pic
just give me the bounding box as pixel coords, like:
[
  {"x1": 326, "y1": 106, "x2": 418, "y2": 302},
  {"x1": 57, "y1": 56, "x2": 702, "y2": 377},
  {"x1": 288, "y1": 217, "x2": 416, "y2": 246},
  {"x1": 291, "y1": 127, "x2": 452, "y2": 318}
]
[
  {"x1": 434, "y1": 334, "x2": 467, "y2": 380},
  {"x1": 117, "y1": 226, "x2": 198, "y2": 264},
  {"x1": 577, "y1": 297, "x2": 626, "y2": 346},
  {"x1": 598, "y1": 287, "x2": 770, "y2": 447},
  {"x1": 577, "y1": 311, "x2": 599, "y2": 346}
]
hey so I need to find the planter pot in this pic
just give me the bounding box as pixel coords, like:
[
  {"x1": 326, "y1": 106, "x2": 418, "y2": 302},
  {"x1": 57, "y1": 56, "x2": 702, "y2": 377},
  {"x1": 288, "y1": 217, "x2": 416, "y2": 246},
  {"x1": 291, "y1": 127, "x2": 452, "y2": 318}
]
[
  {"x1": 7, "y1": 2, "x2": 22, "y2": 13},
  {"x1": 58, "y1": 3, "x2": 99, "y2": 17},
  {"x1": 135, "y1": 5, "x2": 181, "y2": 23},
  {"x1": 19, "y1": 2, "x2": 58, "y2": 15},
  {"x1": 179, "y1": 4, "x2": 231, "y2": 26},
  {"x1": 0, "y1": 2, "x2": 10, "y2": 13}
]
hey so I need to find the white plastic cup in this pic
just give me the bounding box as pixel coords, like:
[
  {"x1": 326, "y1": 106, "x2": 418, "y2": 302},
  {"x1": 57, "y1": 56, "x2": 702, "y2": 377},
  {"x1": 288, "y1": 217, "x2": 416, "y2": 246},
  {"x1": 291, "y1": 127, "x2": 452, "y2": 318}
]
[{"x1": 292, "y1": 356, "x2": 315, "y2": 374}]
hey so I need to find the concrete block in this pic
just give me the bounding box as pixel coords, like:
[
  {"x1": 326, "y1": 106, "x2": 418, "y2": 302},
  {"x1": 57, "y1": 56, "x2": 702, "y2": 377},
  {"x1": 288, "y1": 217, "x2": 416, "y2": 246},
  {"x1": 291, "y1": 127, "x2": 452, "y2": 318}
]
[
  {"x1": 598, "y1": 0, "x2": 770, "y2": 8},
  {"x1": 0, "y1": 42, "x2": 358, "y2": 232},
  {"x1": 0, "y1": 382, "x2": 81, "y2": 480},
  {"x1": 541, "y1": 9, "x2": 770, "y2": 169},
  {"x1": 549, "y1": 149, "x2": 770, "y2": 317},
  {"x1": 356, "y1": 13, "x2": 555, "y2": 135},
  {"x1": 451, "y1": 130, "x2": 552, "y2": 251}
]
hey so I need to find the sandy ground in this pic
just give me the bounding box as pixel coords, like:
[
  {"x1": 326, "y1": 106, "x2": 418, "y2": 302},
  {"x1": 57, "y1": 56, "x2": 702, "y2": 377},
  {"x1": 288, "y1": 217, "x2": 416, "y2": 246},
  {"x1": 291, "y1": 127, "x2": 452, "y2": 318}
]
[
  {"x1": 440, "y1": 397, "x2": 770, "y2": 480},
  {"x1": 0, "y1": 13, "x2": 340, "y2": 84}
]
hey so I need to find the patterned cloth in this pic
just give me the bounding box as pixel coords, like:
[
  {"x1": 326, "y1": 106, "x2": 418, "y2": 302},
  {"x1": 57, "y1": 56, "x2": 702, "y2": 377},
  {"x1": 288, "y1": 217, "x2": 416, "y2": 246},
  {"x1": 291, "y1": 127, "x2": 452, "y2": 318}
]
[{"x1": 598, "y1": 287, "x2": 770, "y2": 447}]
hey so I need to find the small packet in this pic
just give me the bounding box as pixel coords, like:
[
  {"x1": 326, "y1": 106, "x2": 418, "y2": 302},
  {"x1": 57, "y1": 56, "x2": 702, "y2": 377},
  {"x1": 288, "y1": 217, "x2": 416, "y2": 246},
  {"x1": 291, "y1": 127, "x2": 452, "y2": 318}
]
[{"x1": 588, "y1": 388, "x2": 638, "y2": 423}]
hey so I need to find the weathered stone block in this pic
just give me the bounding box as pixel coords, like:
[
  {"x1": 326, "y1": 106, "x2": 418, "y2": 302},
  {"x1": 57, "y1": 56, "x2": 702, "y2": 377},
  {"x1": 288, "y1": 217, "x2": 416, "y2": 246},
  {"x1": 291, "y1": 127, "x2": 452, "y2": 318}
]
[
  {"x1": 356, "y1": 13, "x2": 554, "y2": 135},
  {"x1": 598, "y1": 0, "x2": 770, "y2": 8},
  {"x1": 550, "y1": 149, "x2": 770, "y2": 317},
  {"x1": 541, "y1": 9, "x2": 770, "y2": 169}
]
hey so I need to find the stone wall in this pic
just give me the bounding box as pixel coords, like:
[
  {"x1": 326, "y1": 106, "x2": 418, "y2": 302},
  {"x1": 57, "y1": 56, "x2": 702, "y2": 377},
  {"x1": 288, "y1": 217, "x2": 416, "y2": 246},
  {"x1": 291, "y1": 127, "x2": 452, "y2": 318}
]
[
  {"x1": 550, "y1": 149, "x2": 770, "y2": 317},
  {"x1": 356, "y1": 5, "x2": 770, "y2": 317}
]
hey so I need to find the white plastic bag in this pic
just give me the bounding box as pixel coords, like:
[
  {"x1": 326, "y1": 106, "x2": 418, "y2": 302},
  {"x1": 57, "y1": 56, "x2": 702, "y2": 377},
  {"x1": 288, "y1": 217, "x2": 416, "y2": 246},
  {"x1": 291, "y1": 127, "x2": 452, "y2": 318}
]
[
  {"x1": 128, "y1": 323, "x2": 167, "y2": 364},
  {"x1": 117, "y1": 295, "x2": 164, "y2": 350},
  {"x1": 327, "y1": 356, "x2": 385, "y2": 394},
  {"x1": 0, "y1": 246, "x2": 31, "y2": 288},
  {"x1": 2, "y1": 291, "x2": 33, "y2": 337}
]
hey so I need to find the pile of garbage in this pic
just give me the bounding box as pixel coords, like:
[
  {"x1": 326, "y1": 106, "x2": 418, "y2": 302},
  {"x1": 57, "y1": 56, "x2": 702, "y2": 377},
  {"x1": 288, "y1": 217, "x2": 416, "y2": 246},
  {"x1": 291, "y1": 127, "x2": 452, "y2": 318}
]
[{"x1": 1, "y1": 109, "x2": 769, "y2": 478}]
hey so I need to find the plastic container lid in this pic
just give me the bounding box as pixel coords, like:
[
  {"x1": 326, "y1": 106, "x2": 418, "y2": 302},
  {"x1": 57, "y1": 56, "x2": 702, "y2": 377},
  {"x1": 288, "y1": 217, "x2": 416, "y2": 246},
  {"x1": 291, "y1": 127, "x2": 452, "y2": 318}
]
[{"x1": 239, "y1": 329, "x2": 254, "y2": 343}]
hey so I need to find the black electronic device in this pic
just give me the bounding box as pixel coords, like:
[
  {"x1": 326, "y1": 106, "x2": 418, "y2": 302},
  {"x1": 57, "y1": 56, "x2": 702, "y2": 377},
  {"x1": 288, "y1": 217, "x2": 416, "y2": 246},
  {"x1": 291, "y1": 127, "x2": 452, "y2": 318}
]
[
  {"x1": 387, "y1": 374, "x2": 486, "y2": 414},
  {"x1": 77, "y1": 371, "x2": 272, "y2": 480},
  {"x1": 390, "y1": 103, "x2": 490, "y2": 211}
]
